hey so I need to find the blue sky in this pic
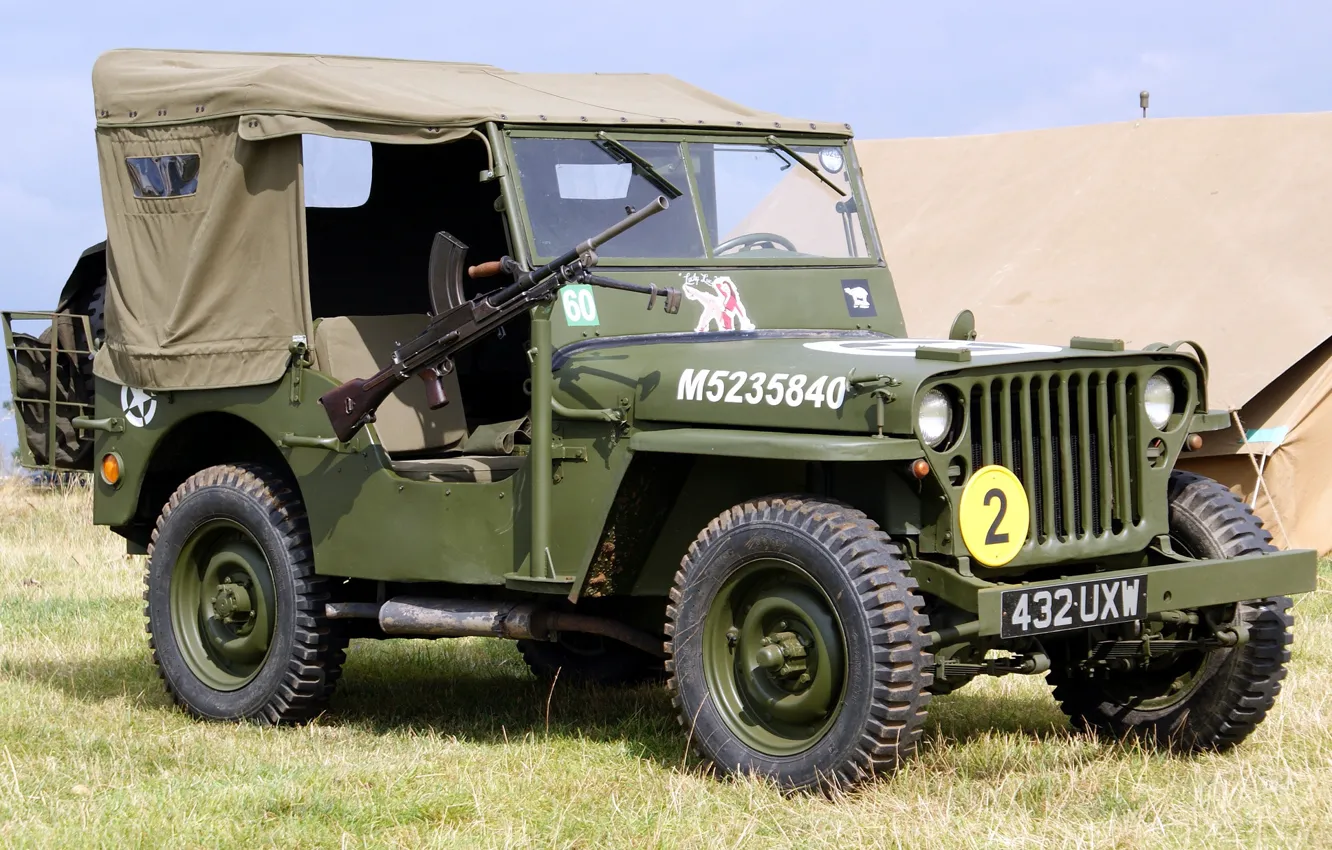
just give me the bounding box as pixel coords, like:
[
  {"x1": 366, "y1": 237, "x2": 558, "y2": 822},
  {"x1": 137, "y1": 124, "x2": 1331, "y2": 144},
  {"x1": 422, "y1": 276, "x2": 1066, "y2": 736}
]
[{"x1": 0, "y1": 1, "x2": 1328, "y2": 449}]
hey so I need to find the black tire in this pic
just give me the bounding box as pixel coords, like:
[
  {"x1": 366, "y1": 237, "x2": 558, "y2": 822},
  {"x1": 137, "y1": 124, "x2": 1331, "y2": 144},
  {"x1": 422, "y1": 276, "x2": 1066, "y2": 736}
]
[
  {"x1": 517, "y1": 634, "x2": 665, "y2": 685},
  {"x1": 666, "y1": 496, "x2": 932, "y2": 790},
  {"x1": 12, "y1": 330, "x2": 86, "y2": 468},
  {"x1": 1049, "y1": 471, "x2": 1293, "y2": 751},
  {"x1": 64, "y1": 273, "x2": 105, "y2": 405},
  {"x1": 145, "y1": 463, "x2": 347, "y2": 723}
]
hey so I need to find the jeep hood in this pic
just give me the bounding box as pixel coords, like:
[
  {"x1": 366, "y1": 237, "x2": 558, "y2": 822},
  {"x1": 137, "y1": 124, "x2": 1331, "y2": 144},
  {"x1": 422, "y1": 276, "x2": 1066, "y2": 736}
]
[{"x1": 553, "y1": 331, "x2": 1205, "y2": 438}]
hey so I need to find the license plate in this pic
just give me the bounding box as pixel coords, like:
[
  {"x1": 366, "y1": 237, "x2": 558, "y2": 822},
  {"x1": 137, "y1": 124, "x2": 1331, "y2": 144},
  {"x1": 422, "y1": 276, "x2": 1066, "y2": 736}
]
[{"x1": 999, "y1": 575, "x2": 1148, "y2": 638}]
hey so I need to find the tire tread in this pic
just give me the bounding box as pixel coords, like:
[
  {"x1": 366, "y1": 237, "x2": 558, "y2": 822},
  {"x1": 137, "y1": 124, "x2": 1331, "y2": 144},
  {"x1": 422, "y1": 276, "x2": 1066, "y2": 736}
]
[
  {"x1": 665, "y1": 496, "x2": 932, "y2": 788},
  {"x1": 1050, "y1": 471, "x2": 1292, "y2": 751},
  {"x1": 144, "y1": 463, "x2": 347, "y2": 723}
]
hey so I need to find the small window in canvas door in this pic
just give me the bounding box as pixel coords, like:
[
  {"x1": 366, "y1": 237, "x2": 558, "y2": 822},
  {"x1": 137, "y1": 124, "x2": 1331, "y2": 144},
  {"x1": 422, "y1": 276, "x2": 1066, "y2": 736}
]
[
  {"x1": 303, "y1": 136, "x2": 372, "y2": 208},
  {"x1": 125, "y1": 155, "x2": 200, "y2": 198}
]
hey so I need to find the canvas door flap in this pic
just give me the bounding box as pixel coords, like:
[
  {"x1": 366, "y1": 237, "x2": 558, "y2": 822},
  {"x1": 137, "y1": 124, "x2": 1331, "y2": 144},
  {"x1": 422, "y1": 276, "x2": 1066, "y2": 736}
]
[
  {"x1": 239, "y1": 114, "x2": 471, "y2": 145},
  {"x1": 94, "y1": 121, "x2": 217, "y2": 387},
  {"x1": 93, "y1": 120, "x2": 310, "y2": 390}
]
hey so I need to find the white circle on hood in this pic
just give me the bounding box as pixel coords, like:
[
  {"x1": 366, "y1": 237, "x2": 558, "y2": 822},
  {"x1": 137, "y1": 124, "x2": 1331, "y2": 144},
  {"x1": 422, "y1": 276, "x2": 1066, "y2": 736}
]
[{"x1": 803, "y1": 339, "x2": 1063, "y2": 357}]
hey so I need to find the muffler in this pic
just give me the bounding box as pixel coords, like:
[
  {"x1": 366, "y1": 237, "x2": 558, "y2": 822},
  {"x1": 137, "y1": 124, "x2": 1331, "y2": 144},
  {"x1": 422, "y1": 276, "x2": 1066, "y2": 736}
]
[{"x1": 379, "y1": 598, "x2": 540, "y2": 639}]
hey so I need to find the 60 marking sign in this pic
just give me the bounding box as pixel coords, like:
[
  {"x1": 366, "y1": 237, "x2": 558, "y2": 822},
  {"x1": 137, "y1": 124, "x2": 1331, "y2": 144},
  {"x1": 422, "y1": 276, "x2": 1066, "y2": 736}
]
[
  {"x1": 677, "y1": 368, "x2": 848, "y2": 409},
  {"x1": 560, "y1": 284, "x2": 600, "y2": 327}
]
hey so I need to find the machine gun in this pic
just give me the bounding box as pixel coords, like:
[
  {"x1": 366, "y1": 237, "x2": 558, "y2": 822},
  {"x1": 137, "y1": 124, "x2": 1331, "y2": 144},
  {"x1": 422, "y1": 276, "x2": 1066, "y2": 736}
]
[{"x1": 319, "y1": 196, "x2": 680, "y2": 443}]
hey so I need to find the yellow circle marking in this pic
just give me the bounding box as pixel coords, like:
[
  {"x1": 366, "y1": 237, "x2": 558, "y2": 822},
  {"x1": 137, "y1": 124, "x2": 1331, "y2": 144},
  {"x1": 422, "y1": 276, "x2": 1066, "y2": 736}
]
[{"x1": 959, "y1": 465, "x2": 1030, "y2": 567}]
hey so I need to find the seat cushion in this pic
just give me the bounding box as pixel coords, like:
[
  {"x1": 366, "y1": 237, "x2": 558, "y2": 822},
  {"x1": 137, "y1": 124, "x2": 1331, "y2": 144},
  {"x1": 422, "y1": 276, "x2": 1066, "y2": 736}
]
[
  {"x1": 313, "y1": 315, "x2": 467, "y2": 453},
  {"x1": 389, "y1": 455, "x2": 527, "y2": 483}
]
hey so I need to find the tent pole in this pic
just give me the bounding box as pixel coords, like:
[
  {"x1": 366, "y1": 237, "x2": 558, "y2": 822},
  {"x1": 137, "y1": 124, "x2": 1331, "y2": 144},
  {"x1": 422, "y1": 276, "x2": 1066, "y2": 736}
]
[{"x1": 1233, "y1": 410, "x2": 1292, "y2": 548}]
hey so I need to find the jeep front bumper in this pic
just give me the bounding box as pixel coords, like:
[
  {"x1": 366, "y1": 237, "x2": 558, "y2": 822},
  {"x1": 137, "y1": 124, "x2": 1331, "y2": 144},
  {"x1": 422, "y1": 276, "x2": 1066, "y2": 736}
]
[{"x1": 911, "y1": 547, "x2": 1319, "y2": 640}]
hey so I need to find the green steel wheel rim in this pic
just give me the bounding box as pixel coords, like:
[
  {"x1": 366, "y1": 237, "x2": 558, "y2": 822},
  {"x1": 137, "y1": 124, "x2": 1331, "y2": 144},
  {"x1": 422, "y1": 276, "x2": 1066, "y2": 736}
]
[
  {"x1": 1096, "y1": 648, "x2": 1210, "y2": 711},
  {"x1": 1094, "y1": 607, "x2": 1237, "y2": 713},
  {"x1": 702, "y1": 558, "x2": 847, "y2": 756},
  {"x1": 169, "y1": 519, "x2": 277, "y2": 691},
  {"x1": 1100, "y1": 529, "x2": 1235, "y2": 713}
]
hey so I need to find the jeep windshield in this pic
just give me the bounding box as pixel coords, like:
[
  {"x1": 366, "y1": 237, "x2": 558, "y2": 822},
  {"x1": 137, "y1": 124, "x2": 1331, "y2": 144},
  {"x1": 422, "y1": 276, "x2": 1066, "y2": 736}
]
[{"x1": 510, "y1": 135, "x2": 872, "y2": 263}]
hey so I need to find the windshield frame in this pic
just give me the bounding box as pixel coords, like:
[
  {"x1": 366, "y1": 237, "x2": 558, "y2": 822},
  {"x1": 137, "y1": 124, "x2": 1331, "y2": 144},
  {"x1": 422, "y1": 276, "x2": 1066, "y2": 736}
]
[{"x1": 502, "y1": 127, "x2": 882, "y2": 268}]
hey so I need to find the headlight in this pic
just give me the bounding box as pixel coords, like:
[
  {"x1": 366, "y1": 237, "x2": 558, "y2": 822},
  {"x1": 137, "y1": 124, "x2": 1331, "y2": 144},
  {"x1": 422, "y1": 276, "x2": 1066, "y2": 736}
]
[
  {"x1": 917, "y1": 389, "x2": 953, "y2": 447},
  {"x1": 1144, "y1": 373, "x2": 1175, "y2": 430}
]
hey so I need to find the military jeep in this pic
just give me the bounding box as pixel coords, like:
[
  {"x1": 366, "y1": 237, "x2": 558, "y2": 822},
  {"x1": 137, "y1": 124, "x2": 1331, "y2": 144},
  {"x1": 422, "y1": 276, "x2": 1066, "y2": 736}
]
[{"x1": 3, "y1": 49, "x2": 1317, "y2": 790}]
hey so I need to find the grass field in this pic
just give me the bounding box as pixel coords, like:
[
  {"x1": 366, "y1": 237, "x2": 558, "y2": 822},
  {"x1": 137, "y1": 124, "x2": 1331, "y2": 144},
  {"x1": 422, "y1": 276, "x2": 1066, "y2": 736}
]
[{"x1": 1, "y1": 481, "x2": 1329, "y2": 849}]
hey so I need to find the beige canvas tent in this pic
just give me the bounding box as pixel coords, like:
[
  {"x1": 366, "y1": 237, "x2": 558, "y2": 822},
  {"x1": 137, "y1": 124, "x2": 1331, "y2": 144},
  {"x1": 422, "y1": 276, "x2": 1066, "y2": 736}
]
[{"x1": 856, "y1": 113, "x2": 1332, "y2": 553}]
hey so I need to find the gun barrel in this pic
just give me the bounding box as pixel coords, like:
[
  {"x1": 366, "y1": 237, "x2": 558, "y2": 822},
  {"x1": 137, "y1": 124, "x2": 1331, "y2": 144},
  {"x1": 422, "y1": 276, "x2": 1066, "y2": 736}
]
[
  {"x1": 491, "y1": 195, "x2": 670, "y2": 307},
  {"x1": 578, "y1": 195, "x2": 668, "y2": 255}
]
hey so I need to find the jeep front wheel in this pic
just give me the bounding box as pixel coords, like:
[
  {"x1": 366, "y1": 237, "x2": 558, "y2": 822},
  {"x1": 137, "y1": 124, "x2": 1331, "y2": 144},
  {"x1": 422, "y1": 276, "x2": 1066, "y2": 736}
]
[
  {"x1": 144, "y1": 464, "x2": 346, "y2": 723},
  {"x1": 1048, "y1": 471, "x2": 1294, "y2": 750},
  {"x1": 666, "y1": 496, "x2": 932, "y2": 789}
]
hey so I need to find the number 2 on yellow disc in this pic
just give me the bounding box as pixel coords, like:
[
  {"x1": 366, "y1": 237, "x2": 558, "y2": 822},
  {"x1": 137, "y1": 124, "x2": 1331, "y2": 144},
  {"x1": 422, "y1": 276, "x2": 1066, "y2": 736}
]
[{"x1": 959, "y1": 465, "x2": 1030, "y2": 567}]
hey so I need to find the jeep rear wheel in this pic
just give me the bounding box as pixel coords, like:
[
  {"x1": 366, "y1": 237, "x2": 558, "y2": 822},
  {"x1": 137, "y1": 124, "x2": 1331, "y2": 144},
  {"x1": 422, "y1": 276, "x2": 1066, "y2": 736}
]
[
  {"x1": 666, "y1": 496, "x2": 932, "y2": 789},
  {"x1": 1049, "y1": 471, "x2": 1293, "y2": 751},
  {"x1": 145, "y1": 464, "x2": 347, "y2": 723}
]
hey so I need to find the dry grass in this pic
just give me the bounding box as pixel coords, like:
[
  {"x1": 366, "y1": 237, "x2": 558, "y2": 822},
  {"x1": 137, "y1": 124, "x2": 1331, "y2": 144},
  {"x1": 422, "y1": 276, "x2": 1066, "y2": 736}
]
[{"x1": 0, "y1": 479, "x2": 1329, "y2": 849}]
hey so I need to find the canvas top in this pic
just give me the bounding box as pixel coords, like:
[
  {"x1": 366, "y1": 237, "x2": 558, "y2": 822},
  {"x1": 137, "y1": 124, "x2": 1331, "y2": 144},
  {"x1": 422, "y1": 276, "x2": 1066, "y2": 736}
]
[
  {"x1": 87, "y1": 49, "x2": 854, "y2": 392},
  {"x1": 91, "y1": 49, "x2": 851, "y2": 136}
]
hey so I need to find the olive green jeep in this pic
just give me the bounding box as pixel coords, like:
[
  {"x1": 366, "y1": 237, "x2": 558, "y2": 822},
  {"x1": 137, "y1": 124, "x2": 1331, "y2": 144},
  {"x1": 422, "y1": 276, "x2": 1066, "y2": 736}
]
[{"x1": 3, "y1": 49, "x2": 1316, "y2": 790}]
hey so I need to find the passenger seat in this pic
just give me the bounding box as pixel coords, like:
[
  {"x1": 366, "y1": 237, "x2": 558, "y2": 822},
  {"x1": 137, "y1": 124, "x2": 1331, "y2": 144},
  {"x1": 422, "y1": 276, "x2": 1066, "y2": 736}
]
[{"x1": 313, "y1": 315, "x2": 526, "y2": 483}]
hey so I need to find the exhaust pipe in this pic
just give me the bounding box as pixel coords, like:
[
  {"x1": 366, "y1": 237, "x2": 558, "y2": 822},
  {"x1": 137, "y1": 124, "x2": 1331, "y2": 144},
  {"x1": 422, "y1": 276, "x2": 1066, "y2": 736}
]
[{"x1": 327, "y1": 597, "x2": 666, "y2": 658}]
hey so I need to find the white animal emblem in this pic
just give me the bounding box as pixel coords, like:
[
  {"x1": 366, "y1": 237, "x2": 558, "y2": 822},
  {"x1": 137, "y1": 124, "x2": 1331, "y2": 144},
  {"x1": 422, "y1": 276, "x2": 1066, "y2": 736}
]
[
  {"x1": 682, "y1": 275, "x2": 755, "y2": 333},
  {"x1": 121, "y1": 386, "x2": 158, "y2": 427},
  {"x1": 844, "y1": 286, "x2": 871, "y2": 309}
]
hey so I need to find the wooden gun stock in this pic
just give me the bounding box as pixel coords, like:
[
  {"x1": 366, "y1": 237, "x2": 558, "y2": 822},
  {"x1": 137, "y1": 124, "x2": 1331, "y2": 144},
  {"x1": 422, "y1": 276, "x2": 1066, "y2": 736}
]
[{"x1": 318, "y1": 375, "x2": 397, "y2": 444}]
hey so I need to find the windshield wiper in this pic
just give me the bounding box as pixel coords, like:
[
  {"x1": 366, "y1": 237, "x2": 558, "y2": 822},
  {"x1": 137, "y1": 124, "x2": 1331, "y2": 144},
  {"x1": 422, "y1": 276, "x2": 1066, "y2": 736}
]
[
  {"x1": 764, "y1": 135, "x2": 848, "y2": 197},
  {"x1": 595, "y1": 131, "x2": 683, "y2": 199}
]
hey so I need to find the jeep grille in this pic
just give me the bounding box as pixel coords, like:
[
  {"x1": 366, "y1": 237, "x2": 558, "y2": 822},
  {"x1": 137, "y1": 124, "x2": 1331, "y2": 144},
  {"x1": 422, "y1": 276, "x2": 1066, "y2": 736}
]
[{"x1": 966, "y1": 370, "x2": 1143, "y2": 544}]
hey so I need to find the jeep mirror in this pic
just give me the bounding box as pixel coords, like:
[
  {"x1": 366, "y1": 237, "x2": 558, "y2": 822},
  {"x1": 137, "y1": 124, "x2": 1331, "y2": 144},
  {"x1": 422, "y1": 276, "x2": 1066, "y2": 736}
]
[{"x1": 948, "y1": 308, "x2": 977, "y2": 341}]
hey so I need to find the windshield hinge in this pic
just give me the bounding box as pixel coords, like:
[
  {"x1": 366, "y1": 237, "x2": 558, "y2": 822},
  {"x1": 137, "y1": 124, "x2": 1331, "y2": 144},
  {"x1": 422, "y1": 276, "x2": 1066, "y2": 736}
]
[{"x1": 289, "y1": 335, "x2": 312, "y2": 404}]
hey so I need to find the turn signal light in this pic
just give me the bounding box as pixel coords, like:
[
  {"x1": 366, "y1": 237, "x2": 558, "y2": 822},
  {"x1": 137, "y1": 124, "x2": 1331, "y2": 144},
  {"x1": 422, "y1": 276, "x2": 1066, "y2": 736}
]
[
  {"x1": 100, "y1": 453, "x2": 122, "y2": 487},
  {"x1": 1185, "y1": 434, "x2": 1204, "y2": 452},
  {"x1": 910, "y1": 459, "x2": 932, "y2": 479}
]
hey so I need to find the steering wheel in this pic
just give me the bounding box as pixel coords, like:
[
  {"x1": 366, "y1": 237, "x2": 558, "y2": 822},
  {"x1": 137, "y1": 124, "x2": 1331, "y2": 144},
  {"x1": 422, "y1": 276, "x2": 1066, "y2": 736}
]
[{"x1": 714, "y1": 232, "x2": 798, "y2": 254}]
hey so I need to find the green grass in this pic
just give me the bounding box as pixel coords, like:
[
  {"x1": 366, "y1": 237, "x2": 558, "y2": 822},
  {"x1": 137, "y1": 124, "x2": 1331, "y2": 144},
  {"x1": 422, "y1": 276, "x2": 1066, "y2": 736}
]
[{"x1": 2, "y1": 481, "x2": 1330, "y2": 848}]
